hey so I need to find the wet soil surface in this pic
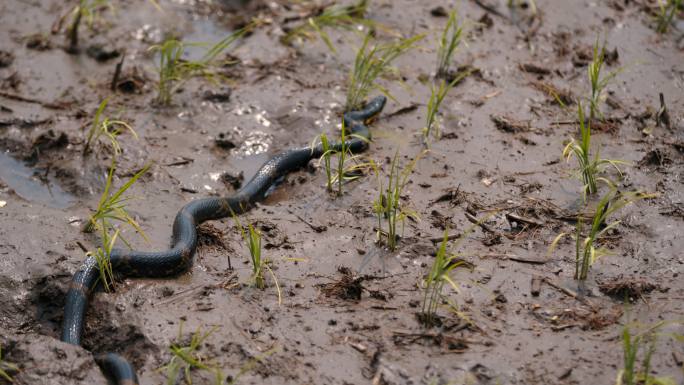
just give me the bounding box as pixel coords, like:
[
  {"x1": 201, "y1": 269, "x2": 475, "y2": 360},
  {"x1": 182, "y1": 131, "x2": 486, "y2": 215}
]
[{"x1": 1, "y1": 1, "x2": 683, "y2": 384}]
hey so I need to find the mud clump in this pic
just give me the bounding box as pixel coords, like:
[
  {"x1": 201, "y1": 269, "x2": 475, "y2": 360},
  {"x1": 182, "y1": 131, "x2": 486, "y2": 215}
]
[
  {"x1": 0, "y1": 335, "x2": 107, "y2": 385},
  {"x1": 598, "y1": 276, "x2": 664, "y2": 302},
  {"x1": 319, "y1": 266, "x2": 365, "y2": 301},
  {"x1": 0, "y1": 50, "x2": 14, "y2": 68}
]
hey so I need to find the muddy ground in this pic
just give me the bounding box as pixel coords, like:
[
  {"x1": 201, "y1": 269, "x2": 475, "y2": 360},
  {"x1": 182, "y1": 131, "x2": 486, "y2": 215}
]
[{"x1": 1, "y1": 0, "x2": 683, "y2": 384}]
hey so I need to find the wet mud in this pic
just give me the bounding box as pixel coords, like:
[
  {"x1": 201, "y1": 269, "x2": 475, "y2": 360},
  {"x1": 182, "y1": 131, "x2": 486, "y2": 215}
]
[{"x1": 0, "y1": 0, "x2": 683, "y2": 384}]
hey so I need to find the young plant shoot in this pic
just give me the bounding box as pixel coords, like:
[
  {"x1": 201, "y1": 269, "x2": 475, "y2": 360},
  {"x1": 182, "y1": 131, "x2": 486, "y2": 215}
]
[
  {"x1": 346, "y1": 32, "x2": 423, "y2": 111},
  {"x1": 232, "y1": 215, "x2": 282, "y2": 304},
  {"x1": 420, "y1": 229, "x2": 467, "y2": 326},
  {"x1": 549, "y1": 188, "x2": 652, "y2": 281},
  {"x1": 84, "y1": 159, "x2": 150, "y2": 247},
  {"x1": 283, "y1": 0, "x2": 372, "y2": 53},
  {"x1": 562, "y1": 101, "x2": 625, "y2": 199},
  {"x1": 373, "y1": 151, "x2": 421, "y2": 251},
  {"x1": 84, "y1": 98, "x2": 138, "y2": 155},
  {"x1": 435, "y1": 10, "x2": 463, "y2": 80},
  {"x1": 151, "y1": 27, "x2": 247, "y2": 105}
]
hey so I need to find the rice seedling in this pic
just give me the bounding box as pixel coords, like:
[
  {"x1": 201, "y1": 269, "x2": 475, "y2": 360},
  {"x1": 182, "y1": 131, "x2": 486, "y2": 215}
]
[
  {"x1": 423, "y1": 71, "x2": 470, "y2": 145},
  {"x1": 345, "y1": 32, "x2": 423, "y2": 111},
  {"x1": 617, "y1": 320, "x2": 681, "y2": 385},
  {"x1": 336, "y1": 125, "x2": 348, "y2": 196},
  {"x1": 0, "y1": 345, "x2": 18, "y2": 383},
  {"x1": 161, "y1": 323, "x2": 223, "y2": 385},
  {"x1": 372, "y1": 151, "x2": 421, "y2": 251},
  {"x1": 226, "y1": 348, "x2": 278, "y2": 385},
  {"x1": 66, "y1": 0, "x2": 111, "y2": 53},
  {"x1": 549, "y1": 188, "x2": 653, "y2": 281},
  {"x1": 435, "y1": 10, "x2": 463, "y2": 80},
  {"x1": 87, "y1": 226, "x2": 119, "y2": 292},
  {"x1": 333, "y1": 122, "x2": 368, "y2": 196},
  {"x1": 655, "y1": 0, "x2": 683, "y2": 34},
  {"x1": 150, "y1": 27, "x2": 247, "y2": 105},
  {"x1": 231, "y1": 215, "x2": 281, "y2": 304},
  {"x1": 317, "y1": 133, "x2": 334, "y2": 192},
  {"x1": 282, "y1": 0, "x2": 372, "y2": 53},
  {"x1": 83, "y1": 158, "x2": 150, "y2": 249},
  {"x1": 245, "y1": 223, "x2": 265, "y2": 289},
  {"x1": 315, "y1": 123, "x2": 374, "y2": 196},
  {"x1": 83, "y1": 97, "x2": 138, "y2": 155},
  {"x1": 562, "y1": 101, "x2": 625, "y2": 199},
  {"x1": 587, "y1": 38, "x2": 622, "y2": 122},
  {"x1": 420, "y1": 229, "x2": 468, "y2": 326}
]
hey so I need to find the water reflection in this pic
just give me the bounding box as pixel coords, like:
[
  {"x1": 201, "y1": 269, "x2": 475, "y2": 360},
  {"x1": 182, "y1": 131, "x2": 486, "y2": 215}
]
[{"x1": 0, "y1": 152, "x2": 76, "y2": 209}]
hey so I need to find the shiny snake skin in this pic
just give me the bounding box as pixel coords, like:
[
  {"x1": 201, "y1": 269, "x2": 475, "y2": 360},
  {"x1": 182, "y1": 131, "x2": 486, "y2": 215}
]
[{"x1": 61, "y1": 96, "x2": 387, "y2": 385}]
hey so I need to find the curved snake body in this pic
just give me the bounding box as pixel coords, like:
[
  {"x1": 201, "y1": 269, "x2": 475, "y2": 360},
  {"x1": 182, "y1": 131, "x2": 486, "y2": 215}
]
[{"x1": 61, "y1": 96, "x2": 387, "y2": 384}]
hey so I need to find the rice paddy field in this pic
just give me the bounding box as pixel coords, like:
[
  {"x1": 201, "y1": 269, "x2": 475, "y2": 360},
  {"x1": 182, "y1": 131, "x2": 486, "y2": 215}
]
[{"x1": 0, "y1": 1, "x2": 683, "y2": 384}]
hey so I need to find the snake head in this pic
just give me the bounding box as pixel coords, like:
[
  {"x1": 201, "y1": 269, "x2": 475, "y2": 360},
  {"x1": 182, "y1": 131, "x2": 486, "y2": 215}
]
[{"x1": 344, "y1": 95, "x2": 387, "y2": 126}]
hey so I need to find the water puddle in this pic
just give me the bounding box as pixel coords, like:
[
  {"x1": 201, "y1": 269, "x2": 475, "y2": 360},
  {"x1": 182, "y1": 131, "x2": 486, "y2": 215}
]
[
  {"x1": 0, "y1": 152, "x2": 76, "y2": 209},
  {"x1": 183, "y1": 17, "x2": 235, "y2": 61}
]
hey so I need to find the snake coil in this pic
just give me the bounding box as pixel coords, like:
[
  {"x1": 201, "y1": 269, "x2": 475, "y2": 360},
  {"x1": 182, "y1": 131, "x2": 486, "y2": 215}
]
[{"x1": 61, "y1": 96, "x2": 387, "y2": 384}]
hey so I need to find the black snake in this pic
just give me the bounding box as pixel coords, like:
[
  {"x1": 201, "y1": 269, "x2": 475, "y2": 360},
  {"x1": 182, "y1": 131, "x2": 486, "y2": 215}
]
[{"x1": 61, "y1": 96, "x2": 387, "y2": 384}]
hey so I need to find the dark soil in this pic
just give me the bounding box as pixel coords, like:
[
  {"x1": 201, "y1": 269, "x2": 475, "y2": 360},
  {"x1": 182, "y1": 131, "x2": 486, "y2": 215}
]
[{"x1": 1, "y1": 1, "x2": 683, "y2": 384}]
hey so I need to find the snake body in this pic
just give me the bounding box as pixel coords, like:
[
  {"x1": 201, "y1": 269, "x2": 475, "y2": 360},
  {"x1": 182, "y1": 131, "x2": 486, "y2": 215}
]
[{"x1": 61, "y1": 96, "x2": 387, "y2": 384}]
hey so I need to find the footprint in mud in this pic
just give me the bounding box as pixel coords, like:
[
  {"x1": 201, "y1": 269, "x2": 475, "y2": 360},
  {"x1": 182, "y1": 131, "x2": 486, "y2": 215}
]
[
  {"x1": 0, "y1": 273, "x2": 70, "y2": 337},
  {"x1": 27, "y1": 274, "x2": 72, "y2": 336},
  {"x1": 81, "y1": 300, "x2": 159, "y2": 369}
]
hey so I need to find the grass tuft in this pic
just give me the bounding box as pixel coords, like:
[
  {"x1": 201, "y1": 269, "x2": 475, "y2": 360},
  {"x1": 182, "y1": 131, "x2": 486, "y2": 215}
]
[
  {"x1": 617, "y1": 320, "x2": 682, "y2": 385},
  {"x1": 372, "y1": 151, "x2": 422, "y2": 251},
  {"x1": 84, "y1": 98, "x2": 137, "y2": 155},
  {"x1": 232, "y1": 215, "x2": 281, "y2": 304},
  {"x1": 150, "y1": 27, "x2": 247, "y2": 106},
  {"x1": 66, "y1": 0, "x2": 111, "y2": 53},
  {"x1": 0, "y1": 345, "x2": 18, "y2": 383},
  {"x1": 162, "y1": 323, "x2": 223, "y2": 385},
  {"x1": 587, "y1": 38, "x2": 622, "y2": 122},
  {"x1": 562, "y1": 101, "x2": 626, "y2": 199},
  {"x1": 83, "y1": 159, "x2": 150, "y2": 246},
  {"x1": 345, "y1": 32, "x2": 423, "y2": 111},
  {"x1": 548, "y1": 188, "x2": 653, "y2": 281},
  {"x1": 318, "y1": 133, "x2": 334, "y2": 192},
  {"x1": 88, "y1": 227, "x2": 119, "y2": 292},
  {"x1": 283, "y1": 0, "x2": 372, "y2": 53},
  {"x1": 435, "y1": 10, "x2": 463, "y2": 80},
  {"x1": 315, "y1": 122, "x2": 374, "y2": 197},
  {"x1": 423, "y1": 72, "x2": 470, "y2": 145},
  {"x1": 655, "y1": 0, "x2": 683, "y2": 34},
  {"x1": 420, "y1": 229, "x2": 468, "y2": 326}
]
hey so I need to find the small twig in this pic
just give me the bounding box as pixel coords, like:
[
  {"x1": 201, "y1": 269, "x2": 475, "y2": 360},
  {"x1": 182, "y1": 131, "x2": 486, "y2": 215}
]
[
  {"x1": 287, "y1": 209, "x2": 327, "y2": 232},
  {"x1": 75, "y1": 241, "x2": 88, "y2": 253},
  {"x1": 464, "y1": 212, "x2": 495, "y2": 233},
  {"x1": 472, "y1": 0, "x2": 510, "y2": 20},
  {"x1": 508, "y1": 256, "x2": 548, "y2": 264},
  {"x1": 164, "y1": 157, "x2": 194, "y2": 167},
  {"x1": 656, "y1": 92, "x2": 671, "y2": 130},
  {"x1": 429, "y1": 233, "x2": 463, "y2": 243},
  {"x1": 542, "y1": 277, "x2": 594, "y2": 307},
  {"x1": 386, "y1": 103, "x2": 419, "y2": 118},
  {"x1": 110, "y1": 53, "x2": 125, "y2": 91},
  {"x1": 505, "y1": 212, "x2": 544, "y2": 227}
]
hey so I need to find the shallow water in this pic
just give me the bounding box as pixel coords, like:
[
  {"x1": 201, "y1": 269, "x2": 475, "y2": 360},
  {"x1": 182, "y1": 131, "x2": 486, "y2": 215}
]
[{"x1": 0, "y1": 152, "x2": 75, "y2": 209}]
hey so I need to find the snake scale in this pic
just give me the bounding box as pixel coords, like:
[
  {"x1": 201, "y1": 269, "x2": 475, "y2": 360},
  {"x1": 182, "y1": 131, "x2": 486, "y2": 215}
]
[{"x1": 60, "y1": 96, "x2": 387, "y2": 385}]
